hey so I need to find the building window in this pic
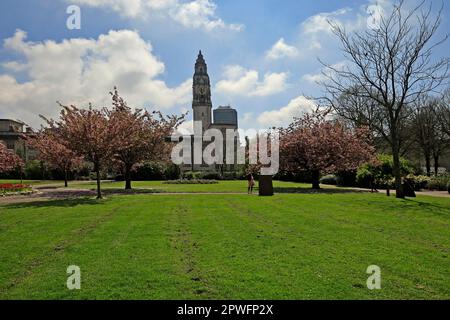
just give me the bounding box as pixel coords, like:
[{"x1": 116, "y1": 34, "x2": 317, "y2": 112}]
[{"x1": 6, "y1": 142, "x2": 15, "y2": 150}]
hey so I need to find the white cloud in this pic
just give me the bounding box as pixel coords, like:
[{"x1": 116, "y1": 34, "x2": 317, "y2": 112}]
[
  {"x1": 172, "y1": 0, "x2": 243, "y2": 32},
  {"x1": 69, "y1": 0, "x2": 243, "y2": 32},
  {"x1": 302, "y1": 62, "x2": 346, "y2": 84},
  {"x1": 0, "y1": 29, "x2": 191, "y2": 127},
  {"x1": 262, "y1": 7, "x2": 354, "y2": 61},
  {"x1": 257, "y1": 96, "x2": 315, "y2": 127},
  {"x1": 266, "y1": 38, "x2": 299, "y2": 60},
  {"x1": 176, "y1": 119, "x2": 194, "y2": 135},
  {"x1": 215, "y1": 65, "x2": 288, "y2": 97},
  {"x1": 302, "y1": 73, "x2": 326, "y2": 84},
  {"x1": 301, "y1": 8, "x2": 351, "y2": 35}
]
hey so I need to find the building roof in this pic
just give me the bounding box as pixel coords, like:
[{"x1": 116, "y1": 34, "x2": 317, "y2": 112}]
[{"x1": 0, "y1": 119, "x2": 26, "y2": 125}]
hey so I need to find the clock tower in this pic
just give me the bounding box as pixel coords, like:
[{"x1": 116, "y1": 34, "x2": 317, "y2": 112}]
[{"x1": 192, "y1": 50, "x2": 212, "y2": 133}]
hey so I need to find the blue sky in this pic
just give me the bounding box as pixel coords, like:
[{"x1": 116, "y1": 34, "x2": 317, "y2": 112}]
[{"x1": 0, "y1": 0, "x2": 449, "y2": 132}]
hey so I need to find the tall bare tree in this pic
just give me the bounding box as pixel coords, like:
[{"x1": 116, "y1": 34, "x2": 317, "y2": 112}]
[
  {"x1": 440, "y1": 87, "x2": 450, "y2": 136},
  {"x1": 411, "y1": 96, "x2": 448, "y2": 176},
  {"x1": 321, "y1": 0, "x2": 450, "y2": 198}
]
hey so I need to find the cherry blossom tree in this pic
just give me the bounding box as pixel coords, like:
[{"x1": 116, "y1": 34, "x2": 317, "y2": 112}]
[
  {"x1": 0, "y1": 143, "x2": 24, "y2": 174},
  {"x1": 108, "y1": 88, "x2": 185, "y2": 190},
  {"x1": 42, "y1": 104, "x2": 122, "y2": 199},
  {"x1": 279, "y1": 110, "x2": 375, "y2": 189},
  {"x1": 24, "y1": 130, "x2": 84, "y2": 187}
]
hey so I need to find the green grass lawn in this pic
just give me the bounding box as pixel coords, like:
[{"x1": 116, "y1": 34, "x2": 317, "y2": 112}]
[
  {"x1": 0, "y1": 192, "x2": 448, "y2": 299},
  {"x1": 70, "y1": 180, "x2": 320, "y2": 193},
  {"x1": 0, "y1": 180, "x2": 64, "y2": 186}
]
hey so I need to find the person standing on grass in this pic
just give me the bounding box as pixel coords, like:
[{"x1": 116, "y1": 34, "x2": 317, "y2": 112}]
[{"x1": 247, "y1": 173, "x2": 255, "y2": 194}]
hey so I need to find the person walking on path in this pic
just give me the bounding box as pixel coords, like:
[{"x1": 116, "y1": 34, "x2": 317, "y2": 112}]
[{"x1": 247, "y1": 173, "x2": 255, "y2": 194}]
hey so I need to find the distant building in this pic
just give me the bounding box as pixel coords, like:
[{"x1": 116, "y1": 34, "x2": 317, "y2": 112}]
[
  {"x1": 185, "y1": 51, "x2": 240, "y2": 173},
  {"x1": 213, "y1": 106, "x2": 238, "y2": 126},
  {"x1": 0, "y1": 119, "x2": 35, "y2": 161}
]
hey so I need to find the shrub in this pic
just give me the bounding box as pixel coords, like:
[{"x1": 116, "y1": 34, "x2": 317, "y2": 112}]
[
  {"x1": 131, "y1": 162, "x2": 165, "y2": 181},
  {"x1": 427, "y1": 175, "x2": 450, "y2": 191},
  {"x1": 404, "y1": 174, "x2": 431, "y2": 191},
  {"x1": 182, "y1": 171, "x2": 201, "y2": 180},
  {"x1": 356, "y1": 154, "x2": 413, "y2": 189},
  {"x1": 24, "y1": 160, "x2": 47, "y2": 180},
  {"x1": 221, "y1": 172, "x2": 239, "y2": 180},
  {"x1": 201, "y1": 172, "x2": 222, "y2": 180},
  {"x1": 274, "y1": 170, "x2": 312, "y2": 183},
  {"x1": 320, "y1": 174, "x2": 337, "y2": 185},
  {"x1": 164, "y1": 163, "x2": 181, "y2": 180},
  {"x1": 335, "y1": 170, "x2": 357, "y2": 187}
]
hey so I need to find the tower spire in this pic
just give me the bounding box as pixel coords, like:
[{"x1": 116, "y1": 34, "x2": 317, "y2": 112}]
[{"x1": 192, "y1": 50, "x2": 212, "y2": 132}]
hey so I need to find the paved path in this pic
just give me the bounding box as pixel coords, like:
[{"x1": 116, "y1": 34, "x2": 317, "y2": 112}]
[{"x1": 416, "y1": 191, "x2": 450, "y2": 198}]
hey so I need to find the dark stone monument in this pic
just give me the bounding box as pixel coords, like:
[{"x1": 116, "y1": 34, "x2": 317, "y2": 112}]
[
  {"x1": 402, "y1": 182, "x2": 416, "y2": 198},
  {"x1": 259, "y1": 175, "x2": 274, "y2": 196}
]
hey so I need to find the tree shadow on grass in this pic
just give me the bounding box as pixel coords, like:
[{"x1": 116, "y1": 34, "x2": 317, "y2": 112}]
[
  {"x1": 1, "y1": 197, "x2": 105, "y2": 209},
  {"x1": 402, "y1": 198, "x2": 450, "y2": 215},
  {"x1": 102, "y1": 188, "x2": 165, "y2": 195},
  {"x1": 274, "y1": 187, "x2": 370, "y2": 194},
  {"x1": 1, "y1": 188, "x2": 165, "y2": 209}
]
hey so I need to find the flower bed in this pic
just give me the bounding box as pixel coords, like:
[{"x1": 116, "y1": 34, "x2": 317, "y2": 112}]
[{"x1": 0, "y1": 183, "x2": 32, "y2": 195}]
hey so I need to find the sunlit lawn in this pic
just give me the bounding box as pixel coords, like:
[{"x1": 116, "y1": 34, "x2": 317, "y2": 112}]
[
  {"x1": 0, "y1": 192, "x2": 448, "y2": 299},
  {"x1": 70, "y1": 180, "x2": 318, "y2": 193},
  {"x1": 0, "y1": 180, "x2": 64, "y2": 186},
  {"x1": 0, "y1": 179, "x2": 366, "y2": 194}
]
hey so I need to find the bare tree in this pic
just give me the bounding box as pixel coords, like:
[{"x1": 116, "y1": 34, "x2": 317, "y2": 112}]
[
  {"x1": 321, "y1": 0, "x2": 450, "y2": 198},
  {"x1": 411, "y1": 96, "x2": 448, "y2": 176},
  {"x1": 440, "y1": 87, "x2": 450, "y2": 136}
]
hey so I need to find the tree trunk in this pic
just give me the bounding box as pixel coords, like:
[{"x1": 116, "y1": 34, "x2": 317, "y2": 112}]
[
  {"x1": 64, "y1": 169, "x2": 68, "y2": 188},
  {"x1": 125, "y1": 165, "x2": 132, "y2": 190},
  {"x1": 392, "y1": 140, "x2": 404, "y2": 199},
  {"x1": 311, "y1": 170, "x2": 320, "y2": 189},
  {"x1": 95, "y1": 166, "x2": 102, "y2": 199},
  {"x1": 424, "y1": 153, "x2": 431, "y2": 177},
  {"x1": 433, "y1": 155, "x2": 439, "y2": 176}
]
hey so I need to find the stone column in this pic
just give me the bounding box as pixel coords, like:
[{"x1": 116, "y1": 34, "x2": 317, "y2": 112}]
[{"x1": 258, "y1": 175, "x2": 274, "y2": 196}]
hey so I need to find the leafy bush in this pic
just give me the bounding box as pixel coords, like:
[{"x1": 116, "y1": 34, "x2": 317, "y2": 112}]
[
  {"x1": 164, "y1": 163, "x2": 181, "y2": 180},
  {"x1": 320, "y1": 174, "x2": 337, "y2": 185},
  {"x1": 164, "y1": 179, "x2": 218, "y2": 184},
  {"x1": 131, "y1": 162, "x2": 165, "y2": 181},
  {"x1": 426, "y1": 175, "x2": 450, "y2": 191},
  {"x1": 356, "y1": 154, "x2": 413, "y2": 189},
  {"x1": 182, "y1": 171, "x2": 201, "y2": 180},
  {"x1": 221, "y1": 172, "x2": 239, "y2": 180},
  {"x1": 274, "y1": 170, "x2": 312, "y2": 183},
  {"x1": 335, "y1": 171, "x2": 357, "y2": 187},
  {"x1": 404, "y1": 174, "x2": 431, "y2": 191},
  {"x1": 200, "y1": 172, "x2": 223, "y2": 180}
]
